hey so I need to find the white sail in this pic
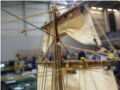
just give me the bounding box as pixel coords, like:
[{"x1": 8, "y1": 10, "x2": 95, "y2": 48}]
[
  {"x1": 39, "y1": 4, "x2": 117, "y2": 90},
  {"x1": 37, "y1": 65, "x2": 118, "y2": 90},
  {"x1": 42, "y1": 7, "x2": 101, "y2": 53}
]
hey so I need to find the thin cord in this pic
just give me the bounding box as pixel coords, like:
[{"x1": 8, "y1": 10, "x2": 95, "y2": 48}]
[
  {"x1": 1, "y1": 8, "x2": 56, "y2": 38},
  {"x1": 2, "y1": 11, "x2": 48, "y2": 24}
]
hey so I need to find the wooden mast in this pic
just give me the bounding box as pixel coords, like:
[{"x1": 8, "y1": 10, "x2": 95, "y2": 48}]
[{"x1": 52, "y1": 5, "x2": 63, "y2": 90}]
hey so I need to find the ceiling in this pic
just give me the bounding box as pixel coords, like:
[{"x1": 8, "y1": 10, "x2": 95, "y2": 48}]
[
  {"x1": 50, "y1": 1, "x2": 120, "y2": 9},
  {"x1": 87, "y1": 1, "x2": 120, "y2": 9}
]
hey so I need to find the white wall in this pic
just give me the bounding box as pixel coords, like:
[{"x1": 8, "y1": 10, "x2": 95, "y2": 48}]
[{"x1": 1, "y1": 1, "x2": 49, "y2": 61}]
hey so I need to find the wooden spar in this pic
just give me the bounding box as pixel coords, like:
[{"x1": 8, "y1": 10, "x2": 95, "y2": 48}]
[
  {"x1": 53, "y1": 6, "x2": 63, "y2": 90},
  {"x1": 37, "y1": 60, "x2": 120, "y2": 68}
]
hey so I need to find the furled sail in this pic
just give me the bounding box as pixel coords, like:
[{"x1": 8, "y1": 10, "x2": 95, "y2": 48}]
[
  {"x1": 37, "y1": 65, "x2": 118, "y2": 90},
  {"x1": 42, "y1": 6, "x2": 101, "y2": 53}
]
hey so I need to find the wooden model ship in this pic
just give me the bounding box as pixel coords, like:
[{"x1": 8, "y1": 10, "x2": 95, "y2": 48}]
[
  {"x1": 1, "y1": 2, "x2": 120, "y2": 90},
  {"x1": 37, "y1": 2, "x2": 120, "y2": 90}
]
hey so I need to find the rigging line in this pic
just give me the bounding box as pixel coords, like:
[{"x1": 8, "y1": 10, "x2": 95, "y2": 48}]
[
  {"x1": 53, "y1": 31, "x2": 58, "y2": 90},
  {"x1": 51, "y1": 29, "x2": 56, "y2": 90},
  {"x1": 40, "y1": 64, "x2": 46, "y2": 90},
  {"x1": 2, "y1": 11, "x2": 48, "y2": 25},
  {"x1": 43, "y1": 63, "x2": 48, "y2": 90},
  {"x1": 41, "y1": 61, "x2": 47, "y2": 90},
  {"x1": 51, "y1": 45, "x2": 54, "y2": 90},
  {"x1": 37, "y1": 19, "x2": 51, "y2": 61},
  {"x1": 82, "y1": 61, "x2": 87, "y2": 90},
  {"x1": 1, "y1": 32, "x2": 21, "y2": 38},
  {"x1": 41, "y1": 32, "x2": 50, "y2": 90},
  {"x1": 47, "y1": 25, "x2": 53, "y2": 90},
  {"x1": 1, "y1": 27, "x2": 40, "y2": 39},
  {"x1": 84, "y1": 60, "x2": 98, "y2": 90},
  {"x1": 92, "y1": 14, "x2": 119, "y2": 58},
  {"x1": 88, "y1": 71, "x2": 98, "y2": 90},
  {"x1": 93, "y1": 16, "x2": 114, "y2": 49},
  {"x1": 60, "y1": 41, "x2": 76, "y2": 60},
  {"x1": 101, "y1": 37, "x2": 120, "y2": 42},
  {"x1": 85, "y1": 5, "x2": 112, "y2": 52},
  {"x1": 53, "y1": 44, "x2": 58, "y2": 90},
  {"x1": 38, "y1": 42, "x2": 110, "y2": 62},
  {"x1": 46, "y1": 27, "x2": 52, "y2": 58},
  {"x1": 1, "y1": 8, "x2": 56, "y2": 38},
  {"x1": 43, "y1": 28, "x2": 51, "y2": 90},
  {"x1": 85, "y1": 16, "x2": 100, "y2": 46},
  {"x1": 55, "y1": 48, "x2": 59, "y2": 90},
  {"x1": 79, "y1": 69, "x2": 81, "y2": 90},
  {"x1": 88, "y1": 4, "x2": 118, "y2": 53},
  {"x1": 53, "y1": 45, "x2": 57, "y2": 90},
  {"x1": 44, "y1": 27, "x2": 52, "y2": 90},
  {"x1": 38, "y1": 26, "x2": 53, "y2": 65},
  {"x1": 37, "y1": 72, "x2": 67, "y2": 77},
  {"x1": 42, "y1": 61, "x2": 47, "y2": 90},
  {"x1": 65, "y1": 71, "x2": 68, "y2": 89},
  {"x1": 38, "y1": 32, "x2": 44, "y2": 56},
  {"x1": 2, "y1": 7, "x2": 69, "y2": 25},
  {"x1": 61, "y1": 70, "x2": 65, "y2": 90},
  {"x1": 84, "y1": 6, "x2": 101, "y2": 50},
  {"x1": 83, "y1": 70, "x2": 87, "y2": 90},
  {"x1": 64, "y1": 44, "x2": 109, "y2": 57}
]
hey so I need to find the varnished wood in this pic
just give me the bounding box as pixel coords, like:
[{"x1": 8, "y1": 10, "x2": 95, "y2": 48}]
[
  {"x1": 37, "y1": 60, "x2": 120, "y2": 68},
  {"x1": 53, "y1": 7, "x2": 63, "y2": 90}
]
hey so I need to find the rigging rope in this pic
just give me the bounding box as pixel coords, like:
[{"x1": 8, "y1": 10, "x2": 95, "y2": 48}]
[
  {"x1": 81, "y1": 57, "x2": 98, "y2": 90},
  {"x1": 2, "y1": 11, "x2": 48, "y2": 25},
  {"x1": 82, "y1": 69, "x2": 87, "y2": 90},
  {"x1": 38, "y1": 32, "x2": 44, "y2": 55},
  {"x1": 1, "y1": 28, "x2": 41, "y2": 39},
  {"x1": 2, "y1": 6, "x2": 70, "y2": 25},
  {"x1": 93, "y1": 16, "x2": 114, "y2": 50},
  {"x1": 60, "y1": 41, "x2": 75, "y2": 59},
  {"x1": 1, "y1": 8, "x2": 56, "y2": 38},
  {"x1": 79, "y1": 68, "x2": 81, "y2": 90},
  {"x1": 63, "y1": 44, "x2": 108, "y2": 57},
  {"x1": 42, "y1": 26, "x2": 52, "y2": 90},
  {"x1": 92, "y1": 15, "x2": 119, "y2": 59}
]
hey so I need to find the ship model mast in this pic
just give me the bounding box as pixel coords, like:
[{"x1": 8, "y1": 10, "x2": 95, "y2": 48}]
[{"x1": 52, "y1": 5, "x2": 63, "y2": 90}]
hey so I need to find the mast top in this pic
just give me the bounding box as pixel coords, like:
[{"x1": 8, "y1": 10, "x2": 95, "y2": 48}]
[{"x1": 41, "y1": 2, "x2": 86, "y2": 30}]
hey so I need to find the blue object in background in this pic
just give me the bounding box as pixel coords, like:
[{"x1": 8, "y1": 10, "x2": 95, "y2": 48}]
[
  {"x1": 118, "y1": 53, "x2": 120, "y2": 57},
  {"x1": 66, "y1": 1, "x2": 73, "y2": 8},
  {"x1": 115, "y1": 64, "x2": 120, "y2": 72},
  {"x1": 31, "y1": 57, "x2": 36, "y2": 69}
]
